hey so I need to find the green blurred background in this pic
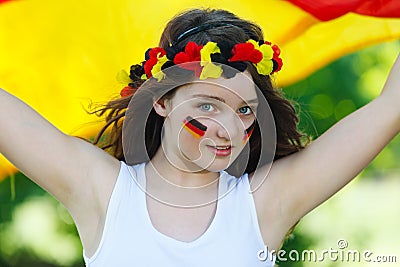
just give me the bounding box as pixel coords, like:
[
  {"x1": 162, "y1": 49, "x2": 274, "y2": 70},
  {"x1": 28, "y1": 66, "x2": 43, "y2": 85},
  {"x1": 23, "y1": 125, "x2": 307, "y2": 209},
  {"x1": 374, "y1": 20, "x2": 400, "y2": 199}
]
[{"x1": 1, "y1": 40, "x2": 399, "y2": 267}]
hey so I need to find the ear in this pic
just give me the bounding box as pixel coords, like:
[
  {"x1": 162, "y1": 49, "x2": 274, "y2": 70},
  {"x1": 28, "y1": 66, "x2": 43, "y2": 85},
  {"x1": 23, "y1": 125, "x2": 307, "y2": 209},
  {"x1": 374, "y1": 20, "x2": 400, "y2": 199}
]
[{"x1": 153, "y1": 97, "x2": 169, "y2": 118}]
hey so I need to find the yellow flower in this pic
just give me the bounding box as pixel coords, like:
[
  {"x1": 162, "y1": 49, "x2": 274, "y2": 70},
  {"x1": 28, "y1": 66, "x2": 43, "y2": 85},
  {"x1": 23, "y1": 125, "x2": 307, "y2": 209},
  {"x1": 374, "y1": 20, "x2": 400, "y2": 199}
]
[
  {"x1": 200, "y1": 42, "x2": 220, "y2": 63},
  {"x1": 199, "y1": 42, "x2": 223, "y2": 79},
  {"x1": 116, "y1": 69, "x2": 132, "y2": 84},
  {"x1": 151, "y1": 54, "x2": 168, "y2": 82},
  {"x1": 200, "y1": 62, "x2": 223, "y2": 79},
  {"x1": 247, "y1": 40, "x2": 274, "y2": 75}
]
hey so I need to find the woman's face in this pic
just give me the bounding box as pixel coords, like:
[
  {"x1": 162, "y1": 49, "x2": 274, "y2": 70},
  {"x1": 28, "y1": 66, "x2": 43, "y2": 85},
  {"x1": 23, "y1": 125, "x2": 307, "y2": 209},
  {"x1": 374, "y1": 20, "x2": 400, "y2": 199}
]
[{"x1": 155, "y1": 71, "x2": 258, "y2": 173}]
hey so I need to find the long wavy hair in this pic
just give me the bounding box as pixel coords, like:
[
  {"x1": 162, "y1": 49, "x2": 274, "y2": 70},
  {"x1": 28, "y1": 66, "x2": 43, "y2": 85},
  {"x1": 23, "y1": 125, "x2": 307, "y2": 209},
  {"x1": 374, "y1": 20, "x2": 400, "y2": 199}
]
[
  {"x1": 91, "y1": 8, "x2": 309, "y2": 172},
  {"x1": 90, "y1": 7, "x2": 310, "y2": 244}
]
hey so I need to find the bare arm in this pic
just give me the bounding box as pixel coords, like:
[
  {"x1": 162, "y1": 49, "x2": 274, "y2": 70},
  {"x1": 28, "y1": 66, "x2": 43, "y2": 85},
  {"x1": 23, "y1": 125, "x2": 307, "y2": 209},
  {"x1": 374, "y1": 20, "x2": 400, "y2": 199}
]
[
  {"x1": 0, "y1": 88, "x2": 119, "y2": 214},
  {"x1": 282, "y1": 53, "x2": 400, "y2": 222},
  {"x1": 252, "y1": 53, "x2": 400, "y2": 243}
]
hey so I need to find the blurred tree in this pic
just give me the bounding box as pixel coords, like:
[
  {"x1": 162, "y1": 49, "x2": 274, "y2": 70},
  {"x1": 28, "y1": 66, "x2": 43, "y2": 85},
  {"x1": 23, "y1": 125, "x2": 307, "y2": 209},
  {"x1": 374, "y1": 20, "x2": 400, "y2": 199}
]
[
  {"x1": 0, "y1": 173, "x2": 84, "y2": 267},
  {"x1": 274, "y1": 40, "x2": 399, "y2": 266},
  {"x1": 284, "y1": 40, "x2": 400, "y2": 178}
]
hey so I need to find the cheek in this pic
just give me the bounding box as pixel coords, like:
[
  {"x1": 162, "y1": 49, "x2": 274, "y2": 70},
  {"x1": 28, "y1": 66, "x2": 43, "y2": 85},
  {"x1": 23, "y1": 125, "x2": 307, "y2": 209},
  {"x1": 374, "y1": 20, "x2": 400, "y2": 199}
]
[
  {"x1": 177, "y1": 116, "x2": 207, "y2": 154},
  {"x1": 181, "y1": 116, "x2": 207, "y2": 139},
  {"x1": 242, "y1": 120, "x2": 256, "y2": 143},
  {"x1": 177, "y1": 128, "x2": 203, "y2": 160}
]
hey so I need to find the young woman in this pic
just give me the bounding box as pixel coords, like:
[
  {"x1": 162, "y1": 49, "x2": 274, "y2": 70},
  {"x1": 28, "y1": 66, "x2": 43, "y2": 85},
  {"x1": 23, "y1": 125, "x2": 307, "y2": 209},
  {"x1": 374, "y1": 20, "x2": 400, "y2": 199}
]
[{"x1": 0, "y1": 8, "x2": 399, "y2": 266}]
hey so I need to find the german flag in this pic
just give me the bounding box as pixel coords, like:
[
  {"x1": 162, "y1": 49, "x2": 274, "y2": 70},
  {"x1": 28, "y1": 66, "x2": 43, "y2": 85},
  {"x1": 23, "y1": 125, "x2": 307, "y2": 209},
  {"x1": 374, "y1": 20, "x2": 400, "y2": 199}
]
[
  {"x1": 243, "y1": 120, "x2": 256, "y2": 144},
  {"x1": 182, "y1": 116, "x2": 207, "y2": 139},
  {"x1": 287, "y1": 0, "x2": 400, "y2": 21}
]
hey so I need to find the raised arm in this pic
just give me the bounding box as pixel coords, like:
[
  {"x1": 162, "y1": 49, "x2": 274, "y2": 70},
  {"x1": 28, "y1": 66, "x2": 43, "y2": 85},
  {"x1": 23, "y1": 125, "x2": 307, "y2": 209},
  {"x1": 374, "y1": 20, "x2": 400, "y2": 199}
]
[
  {"x1": 283, "y1": 53, "x2": 399, "y2": 220},
  {"x1": 252, "y1": 53, "x2": 400, "y2": 239},
  {"x1": 0, "y1": 88, "x2": 119, "y2": 214}
]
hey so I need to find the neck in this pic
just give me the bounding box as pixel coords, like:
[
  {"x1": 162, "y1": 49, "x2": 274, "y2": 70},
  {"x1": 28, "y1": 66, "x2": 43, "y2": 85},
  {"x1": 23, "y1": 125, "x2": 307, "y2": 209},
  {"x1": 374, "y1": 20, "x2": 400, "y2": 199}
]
[
  {"x1": 145, "y1": 148, "x2": 221, "y2": 207},
  {"x1": 148, "y1": 147, "x2": 220, "y2": 188}
]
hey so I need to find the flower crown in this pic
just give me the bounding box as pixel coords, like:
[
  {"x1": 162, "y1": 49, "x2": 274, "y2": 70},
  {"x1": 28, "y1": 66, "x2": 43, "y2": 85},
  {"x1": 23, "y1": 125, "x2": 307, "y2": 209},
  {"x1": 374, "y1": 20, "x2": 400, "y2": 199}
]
[{"x1": 119, "y1": 39, "x2": 283, "y2": 97}]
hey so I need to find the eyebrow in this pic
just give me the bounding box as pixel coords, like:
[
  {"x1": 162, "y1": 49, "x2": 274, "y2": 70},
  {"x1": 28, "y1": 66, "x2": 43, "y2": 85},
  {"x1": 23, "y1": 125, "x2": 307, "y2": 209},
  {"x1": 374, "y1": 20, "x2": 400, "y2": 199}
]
[{"x1": 191, "y1": 94, "x2": 259, "y2": 105}]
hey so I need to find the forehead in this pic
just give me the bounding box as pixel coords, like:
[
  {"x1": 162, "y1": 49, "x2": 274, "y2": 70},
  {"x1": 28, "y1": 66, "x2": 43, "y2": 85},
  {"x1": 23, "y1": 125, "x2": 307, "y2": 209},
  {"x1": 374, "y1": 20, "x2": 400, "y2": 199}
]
[{"x1": 176, "y1": 71, "x2": 258, "y2": 104}]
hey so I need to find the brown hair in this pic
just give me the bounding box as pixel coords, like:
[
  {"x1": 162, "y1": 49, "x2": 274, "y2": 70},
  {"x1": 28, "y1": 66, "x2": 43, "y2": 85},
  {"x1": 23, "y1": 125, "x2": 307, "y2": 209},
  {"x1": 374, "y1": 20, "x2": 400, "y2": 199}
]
[{"x1": 91, "y1": 8, "x2": 310, "y2": 173}]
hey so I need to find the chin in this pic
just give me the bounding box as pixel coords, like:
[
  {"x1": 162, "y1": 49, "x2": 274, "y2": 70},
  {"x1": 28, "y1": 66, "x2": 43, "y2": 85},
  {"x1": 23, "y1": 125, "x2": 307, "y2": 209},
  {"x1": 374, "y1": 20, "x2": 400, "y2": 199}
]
[
  {"x1": 197, "y1": 158, "x2": 234, "y2": 173},
  {"x1": 184, "y1": 147, "x2": 242, "y2": 172}
]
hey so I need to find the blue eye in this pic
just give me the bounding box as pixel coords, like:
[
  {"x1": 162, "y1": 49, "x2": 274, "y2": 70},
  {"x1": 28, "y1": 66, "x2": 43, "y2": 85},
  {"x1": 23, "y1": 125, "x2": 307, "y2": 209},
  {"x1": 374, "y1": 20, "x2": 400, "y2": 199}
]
[
  {"x1": 200, "y1": 103, "x2": 214, "y2": 112},
  {"x1": 238, "y1": 106, "x2": 252, "y2": 115}
]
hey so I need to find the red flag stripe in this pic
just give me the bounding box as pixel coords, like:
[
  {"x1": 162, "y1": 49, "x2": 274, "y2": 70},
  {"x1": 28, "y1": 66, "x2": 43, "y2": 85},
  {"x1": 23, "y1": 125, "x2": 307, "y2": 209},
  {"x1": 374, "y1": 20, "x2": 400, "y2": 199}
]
[
  {"x1": 182, "y1": 124, "x2": 202, "y2": 138},
  {"x1": 356, "y1": 0, "x2": 400, "y2": 18},
  {"x1": 287, "y1": 0, "x2": 400, "y2": 21},
  {"x1": 182, "y1": 117, "x2": 206, "y2": 138}
]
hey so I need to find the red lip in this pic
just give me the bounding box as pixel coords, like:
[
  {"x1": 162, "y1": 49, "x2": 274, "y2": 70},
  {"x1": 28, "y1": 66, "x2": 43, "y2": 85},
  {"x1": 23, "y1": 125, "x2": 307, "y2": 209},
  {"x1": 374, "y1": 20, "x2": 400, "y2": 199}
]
[{"x1": 206, "y1": 145, "x2": 232, "y2": 157}]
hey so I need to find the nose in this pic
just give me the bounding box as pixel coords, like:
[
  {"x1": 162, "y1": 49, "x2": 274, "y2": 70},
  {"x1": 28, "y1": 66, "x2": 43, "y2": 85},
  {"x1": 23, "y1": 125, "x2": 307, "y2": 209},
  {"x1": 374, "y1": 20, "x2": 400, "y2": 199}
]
[{"x1": 216, "y1": 115, "x2": 241, "y2": 141}]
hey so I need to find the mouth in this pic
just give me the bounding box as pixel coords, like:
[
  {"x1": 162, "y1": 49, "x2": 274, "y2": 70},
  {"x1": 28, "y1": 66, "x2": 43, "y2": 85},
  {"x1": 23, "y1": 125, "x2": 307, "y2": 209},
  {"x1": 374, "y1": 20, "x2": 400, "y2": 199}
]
[{"x1": 206, "y1": 145, "x2": 233, "y2": 157}]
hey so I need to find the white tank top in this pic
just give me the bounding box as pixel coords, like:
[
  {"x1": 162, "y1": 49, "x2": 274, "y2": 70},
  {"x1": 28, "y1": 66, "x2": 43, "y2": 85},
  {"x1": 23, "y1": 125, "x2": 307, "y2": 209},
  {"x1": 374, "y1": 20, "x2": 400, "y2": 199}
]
[{"x1": 83, "y1": 161, "x2": 275, "y2": 266}]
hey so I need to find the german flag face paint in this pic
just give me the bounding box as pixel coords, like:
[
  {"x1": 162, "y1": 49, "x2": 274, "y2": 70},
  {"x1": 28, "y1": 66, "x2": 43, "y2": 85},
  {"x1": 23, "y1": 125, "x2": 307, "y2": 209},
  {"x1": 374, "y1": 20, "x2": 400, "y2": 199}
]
[
  {"x1": 182, "y1": 116, "x2": 207, "y2": 138},
  {"x1": 243, "y1": 120, "x2": 256, "y2": 143}
]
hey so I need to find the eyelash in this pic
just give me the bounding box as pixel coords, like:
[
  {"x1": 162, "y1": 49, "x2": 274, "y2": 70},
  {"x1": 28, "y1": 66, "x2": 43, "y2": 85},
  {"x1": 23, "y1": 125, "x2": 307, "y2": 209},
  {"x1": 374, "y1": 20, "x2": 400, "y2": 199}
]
[
  {"x1": 199, "y1": 103, "x2": 214, "y2": 112},
  {"x1": 238, "y1": 106, "x2": 253, "y2": 115},
  {"x1": 199, "y1": 103, "x2": 254, "y2": 116}
]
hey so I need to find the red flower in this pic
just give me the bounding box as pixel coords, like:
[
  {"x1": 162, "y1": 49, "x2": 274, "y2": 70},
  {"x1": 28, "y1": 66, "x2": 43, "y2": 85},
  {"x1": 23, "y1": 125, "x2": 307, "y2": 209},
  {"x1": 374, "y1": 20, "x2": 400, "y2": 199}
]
[
  {"x1": 229, "y1": 42, "x2": 263, "y2": 63},
  {"x1": 264, "y1": 41, "x2": 283, "y2": 73},
  {"x1": 271, "y1": 44, "x2": 281, "y2": 57},
  {"x1": 143, "y1": 47, "x2": 166, "y2": 78},
  {"x1": 173, "y1": 42, "x2": 203, "y2": 77},
  {"x1": 270, "y1": 43, "x2": 283, "y2": 73},
  {"x1": 120, "y1": 86, "x2": 135, "y2": 97},
  {"x1": 272, "y1": 57, "x2": 283, "y2": 73}
]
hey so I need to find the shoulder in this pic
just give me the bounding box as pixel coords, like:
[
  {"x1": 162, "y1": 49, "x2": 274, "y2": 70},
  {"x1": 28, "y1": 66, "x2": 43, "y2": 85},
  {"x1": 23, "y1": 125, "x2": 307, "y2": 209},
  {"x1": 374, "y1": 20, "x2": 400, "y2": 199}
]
[
  {"x1": 248, "y1": 158, "x2": 298, "y2": 251},
  {"x1": 72, "y1": 155, "x2": 122, "y2": 258}
]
